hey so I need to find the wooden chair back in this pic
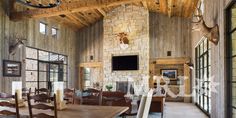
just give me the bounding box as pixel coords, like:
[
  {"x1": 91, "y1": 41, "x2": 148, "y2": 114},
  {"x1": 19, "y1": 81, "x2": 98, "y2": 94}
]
[
  {"x1": 136, "y1": 94, "x2": 147, "y2": 118},
  {"x1": 22, "y1": 88, "x2": 31, "y2": 99},
  {"x1": 142, "y1": 89, "x2": 154, "y2": 118},
  {"x1": 27, "y1": 93, "x2": 57, "y2": 118},
  {"x1": 0, "y1": 92, "x2": 20, "y2": 118},
  {"x1": 81, "y1": 88, "x2": 102, "y2": 105},
  {"x1": 64, "y1": 88, "x2": 75, "y2": 104},
  {"x1": 35, "y1": 88, "x2": 50, "y2": 95}
]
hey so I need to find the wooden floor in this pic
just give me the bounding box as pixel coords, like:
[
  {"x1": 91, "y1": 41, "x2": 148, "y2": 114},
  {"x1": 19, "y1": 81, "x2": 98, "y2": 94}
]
[{"x1": 125, "y1": 102, "x2": 208, "y2": 118}]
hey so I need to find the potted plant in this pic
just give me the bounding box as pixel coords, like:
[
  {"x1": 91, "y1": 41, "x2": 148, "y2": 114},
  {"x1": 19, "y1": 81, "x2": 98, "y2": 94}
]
[{"x1": 105, "y1": 84, "x2": 113, "y2": 91}]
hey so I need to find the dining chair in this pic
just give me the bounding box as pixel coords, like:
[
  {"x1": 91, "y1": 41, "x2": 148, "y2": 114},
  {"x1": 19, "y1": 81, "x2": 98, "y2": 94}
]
[
  {"x1": 22, "y1": 87, "x2": 31, "y2": 100},
  {"x1": 0, "y1": 92, "x2": 20, "y2": 118},
  {"x1": 64, "y1": 88, "x2": 75, "y2": 104},
  {"x1": 136, "y1": 93, "x2": 147, "y2": 118},
  {"x1": 142, "y1": 89, "x2": 154, "y2": 118},
  {"x1": 27, "y1": 93, "x2": 57, "y2": 118},
  {"x1": 136, "y1": 89, "x2": 154, "y2": 118},
  {"x1": 81, "y1": 88, "x2": 102, "y2": 105},
  {"x1": 35, "y1": 88, "x2": 50, "y2": 95}
]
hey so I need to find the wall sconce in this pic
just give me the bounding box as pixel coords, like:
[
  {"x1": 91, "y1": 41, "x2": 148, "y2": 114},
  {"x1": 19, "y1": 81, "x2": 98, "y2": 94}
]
[{"x1": 9, "y1": 39, "x2": 25, "y2": 55}]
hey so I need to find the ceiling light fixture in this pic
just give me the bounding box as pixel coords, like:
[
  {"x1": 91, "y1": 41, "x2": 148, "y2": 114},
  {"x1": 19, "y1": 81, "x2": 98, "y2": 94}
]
[{"x1": 16, "y1": 0, "x2": 61, "y2": 8}]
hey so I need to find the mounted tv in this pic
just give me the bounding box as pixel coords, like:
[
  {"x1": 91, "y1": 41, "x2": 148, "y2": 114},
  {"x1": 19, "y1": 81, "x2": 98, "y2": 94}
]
[{"x1": 112, "y1": 55, "x2": 139, "y2": 71}]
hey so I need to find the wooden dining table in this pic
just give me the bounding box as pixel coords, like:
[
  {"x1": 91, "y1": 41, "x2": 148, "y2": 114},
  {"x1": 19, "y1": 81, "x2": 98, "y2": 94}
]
[{"x1": 19, "y1": 104, "x2": 129, "y2": 118}]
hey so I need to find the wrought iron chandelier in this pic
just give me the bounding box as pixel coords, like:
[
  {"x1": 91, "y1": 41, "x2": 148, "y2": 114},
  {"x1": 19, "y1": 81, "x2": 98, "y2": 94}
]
[{"x1": 16, "y1": 0, "x2": 61, "y2": 8}]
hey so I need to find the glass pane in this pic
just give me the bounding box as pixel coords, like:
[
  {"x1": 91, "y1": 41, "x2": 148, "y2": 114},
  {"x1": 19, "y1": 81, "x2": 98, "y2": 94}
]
[
  {"x1": 26, "y1": 59, "x2": 37, "y2": 70},
  {"x1": 26, "y1": 71, "x2": 38, "y2": 81},
  {"x1": 64, "y1": 82, "x2": 67, "y2": 88},
  {"x1": 39, "y1": 62, "x2": 49, "y2": 71},
  {"x1": 50, "y1": 64, "x2": 58, "y2": 72},
  {"x1": 26, "y1": 82, "x2": 38, "y2": 91},
  {"x1": 85, "y1": 80, "x2": 91, "y2": 87},
  {"x1": 40, "y1": 23, "x2": 46, "y2": 35},
  {"x1": 50, "y1": 72, "x2": 58, "y2": 82},
  {"x1": 59, "y1": 55, "x2": 65, "y2": 61},
  {"x1": 232, "y1": 32, "x2": 236, "y2": 56},
  {"x1": 39, "y1": 82, "x2": 47, "y2": 88},
  {"x1": 204, "y1": 39, "x2": 208, "y2": 52},
  {"x1": 39, "y1": 50, "x2": 49, "y2": 61},
  {"x1": 50, "y1": 53, "x2": 58, "y2": 61},
  {"x1": 204, "y1": 55, "x2": 208, "y2": 67},
  {"x1": 64, "y1": 65, "x2": 67, "y2": 73},
  {"x1": 204, "y1": 96, "x2": 208, "y2": 110},
  {"x1": 231, "y1": 6, "x2": 236, "y2": 30},
  {"x1": 200, "y1": 42, "x2": 203, "y2": 54},
  {"x1": 26, "y1": 47, "x2": 37, "y2": 59},
  {"x1": 39, "y1": 72, "x2": 47, "y2": 82},
  {"x1": 58, "y1": 72, "x2": 64, "y2": 81},
  {"x1": 232, "y1": 83, "x2": 236, "y2": 106},
  {"x1": 63, "y1": 74, "x2": 67, "y2": 81},
  {"x1": 232, "y1": 108, "x2": 236, "y2": 118},
  {"x1": 52, "y1": 27, "x2": 57, "y2": 37}
]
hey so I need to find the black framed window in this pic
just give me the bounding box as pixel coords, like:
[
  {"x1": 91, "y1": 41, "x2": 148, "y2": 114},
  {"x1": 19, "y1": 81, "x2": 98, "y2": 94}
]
[
  {"x1": 226, "y1": 1, "x2": 236, "y2": 118},
  {"x1": 25, "y1": 47, "x2": 68, "y2": 92},
  {"x1": 195, "y1": 37, "x2": 211, "y2": 115}
]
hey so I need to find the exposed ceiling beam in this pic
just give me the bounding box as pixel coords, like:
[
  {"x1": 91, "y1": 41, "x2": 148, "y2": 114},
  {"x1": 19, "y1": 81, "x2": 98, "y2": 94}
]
[
  {"x1": 97, "y1": 8, "x2": 106, "y2": 17},
  {"x1": 65, "y1": 14, "x2": 84, "y2": 27},
  {"x1": 141, "y1": 1, "x2": 148, "y2": 9},
  {"x1": 11, "y1": 0, "x2": 143, "y2": 21},
  {"x1": 74, "y1": 13, "x2": 90, "y2": 26},
  {"x1": 167, "y1": 0, "x2": 173, "y2": 17}
]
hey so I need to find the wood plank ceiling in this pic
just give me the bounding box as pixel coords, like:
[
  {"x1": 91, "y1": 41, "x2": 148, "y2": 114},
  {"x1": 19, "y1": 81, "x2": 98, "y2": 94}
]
[{"x1": 10, "y1": 0, "x2": 199, "y2": 30}]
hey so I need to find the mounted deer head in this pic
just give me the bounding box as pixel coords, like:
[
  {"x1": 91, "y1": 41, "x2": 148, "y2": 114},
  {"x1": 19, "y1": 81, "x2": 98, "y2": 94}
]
[
  {"x1": 9, "y1": 34, "x2": 26, "y2": 55},
  {"x1": 115, "y1": 32, "x2": 129, "y2": 49},
  {"x1": 192, "y1": 5, "x2": 219, "y2": 45}
]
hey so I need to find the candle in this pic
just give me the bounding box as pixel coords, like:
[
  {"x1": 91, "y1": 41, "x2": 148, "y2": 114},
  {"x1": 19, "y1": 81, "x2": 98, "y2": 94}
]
[
  {"x1": 56, "y1": 90, "x2": 63, "y2": 103},
  {"x1": 15, "y1": 89, "x2": 22, "y2": 100}
]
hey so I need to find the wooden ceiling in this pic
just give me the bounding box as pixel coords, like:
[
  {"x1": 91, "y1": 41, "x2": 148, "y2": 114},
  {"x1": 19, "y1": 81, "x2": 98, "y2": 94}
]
[{"x1": 10, "y1": 0, "x2": 199, "y2": 30}]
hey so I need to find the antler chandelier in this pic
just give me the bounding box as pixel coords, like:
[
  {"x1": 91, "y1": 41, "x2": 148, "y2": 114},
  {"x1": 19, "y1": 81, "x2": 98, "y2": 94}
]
[{"x1": 16, "y1": 0, "x2": 61, "y2": 8}]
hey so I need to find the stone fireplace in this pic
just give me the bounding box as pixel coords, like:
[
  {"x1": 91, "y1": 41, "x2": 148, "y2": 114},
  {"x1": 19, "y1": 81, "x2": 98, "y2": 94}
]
[{"x1": 103, "y1": 5, "x2": 149, "y2": 94}]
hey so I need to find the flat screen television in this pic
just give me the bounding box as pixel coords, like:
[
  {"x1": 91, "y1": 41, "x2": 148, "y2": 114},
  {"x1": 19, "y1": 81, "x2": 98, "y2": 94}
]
[{"x1": 112, "y1": 55, "x2": 139, "y2": 71}]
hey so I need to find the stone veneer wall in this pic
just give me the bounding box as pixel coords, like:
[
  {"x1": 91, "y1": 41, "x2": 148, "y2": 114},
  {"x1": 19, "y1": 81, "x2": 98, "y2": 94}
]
[{"x1": 103, "y1": 5, "x2": 149, "y2": 93}]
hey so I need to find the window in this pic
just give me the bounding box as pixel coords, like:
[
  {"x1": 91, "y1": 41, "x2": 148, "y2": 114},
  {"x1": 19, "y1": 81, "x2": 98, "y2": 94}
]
[
  {"x1": 39, "y1": 22, "x2": 47, "y2": 35},
  {"x1": 52, "y1": 27, "x2": 58, "y2": 38},
  {"x1": 227, "y1": 1, "x2": 236, "y2": 118},
  {"x1": 195, "y1": 37, "x2": 211, "y2": 115},
  {"x1": 25, "y1": 47, "x2": 68, "y2": 92}
]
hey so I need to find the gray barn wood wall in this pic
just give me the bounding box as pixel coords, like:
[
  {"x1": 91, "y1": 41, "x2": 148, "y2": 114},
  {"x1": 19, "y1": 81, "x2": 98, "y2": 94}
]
[
  {"x1": 77, "y1": 20, "x2": 103, "y2": 63},
  {"x1": 191, "y1": 0, "x2": 232, "y2": 117},
  {"x1": 149, "y1": 12, "x2": 192, "y2": 59},
  {"x1": 0, "y1": 1, "x2": 78, "y2": 93}
]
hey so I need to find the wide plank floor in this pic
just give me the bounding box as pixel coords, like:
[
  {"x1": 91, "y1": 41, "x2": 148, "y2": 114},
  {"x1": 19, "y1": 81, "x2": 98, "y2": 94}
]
[{"x1": 125, "y1": 102, "x2": 208, "y2": 118}]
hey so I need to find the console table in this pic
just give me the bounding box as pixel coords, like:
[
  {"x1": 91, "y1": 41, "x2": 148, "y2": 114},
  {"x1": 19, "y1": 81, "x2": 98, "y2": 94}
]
[{"x1": 150, "y1": 96, "x2": 165, "y2": 117}]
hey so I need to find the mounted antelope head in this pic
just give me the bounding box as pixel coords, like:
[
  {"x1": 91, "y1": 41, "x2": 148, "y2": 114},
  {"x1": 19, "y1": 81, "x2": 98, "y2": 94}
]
[{"x1": 192, "y1": 5, "x2": 219, "y2": 45}]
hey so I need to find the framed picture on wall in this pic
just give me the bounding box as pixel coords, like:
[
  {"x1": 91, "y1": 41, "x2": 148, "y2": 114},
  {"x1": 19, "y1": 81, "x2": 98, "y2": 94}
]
[
  {"x1": 161, "y1": 69, "x2": 177, "y2": 79},
  {"x1": 3, "y1": 60, "x2": 21, "y2": 77}
]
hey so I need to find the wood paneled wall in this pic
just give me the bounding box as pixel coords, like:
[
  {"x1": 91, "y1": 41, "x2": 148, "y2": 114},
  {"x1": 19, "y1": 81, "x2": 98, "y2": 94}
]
[
  {"x1": 149, "y1": 12, "x2": 192, "y2": 59},
  {"x1": 0, "y1": 1, "x2": 78, "y2": 93},
  {"x1": 191, "y1": 0, "x2": 232, "y2": 117},
  {"x1": 77, "y1": 20, "x2": 103, "y2": 63}
]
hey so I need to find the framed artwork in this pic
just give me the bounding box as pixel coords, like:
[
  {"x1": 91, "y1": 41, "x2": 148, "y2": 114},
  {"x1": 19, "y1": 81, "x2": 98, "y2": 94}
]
[
  {"x1": 3, "y1": 60, "x2": 21, "y2": 77},
  {"x1": 161, "y1": 69, "x2": 177, "y2": 79}
]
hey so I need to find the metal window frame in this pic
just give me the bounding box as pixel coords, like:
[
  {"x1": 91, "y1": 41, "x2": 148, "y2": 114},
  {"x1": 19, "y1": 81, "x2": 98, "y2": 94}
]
[
  {"x1": 25, "y1": 46, "x2": 68, "y2": 90},
  {"x1": 226, "y1": 1, "x2": 236, "y2": 118},
  {"x1": 195, "y1": 38, "x2": 211, "y2": 116}
]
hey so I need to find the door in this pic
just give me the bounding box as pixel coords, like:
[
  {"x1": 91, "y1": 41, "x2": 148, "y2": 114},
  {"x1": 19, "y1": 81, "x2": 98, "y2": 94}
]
[{"x1": 39, "y1": 61, "x2": 64, "y2": 92}]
